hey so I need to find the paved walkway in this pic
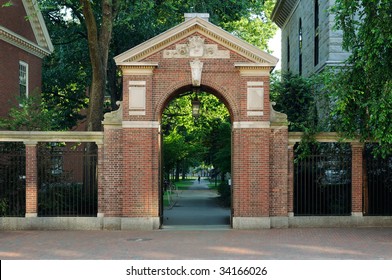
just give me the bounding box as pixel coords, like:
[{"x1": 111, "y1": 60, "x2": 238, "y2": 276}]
[
  {"x1": 1, "y1": 227, "x2": 392, "y2": 259},
  {"x1": 1, "y1": 179, "x2": 392, "y2": 260},
  {"x1": 162, "y1": 178, "x2": 231, "y2": 229}
]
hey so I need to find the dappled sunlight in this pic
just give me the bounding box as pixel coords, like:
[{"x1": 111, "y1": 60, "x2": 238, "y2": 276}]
[
  {"x1": 139, "y1": 251, "x2": 178, "y2": 259},
  {"x1": 208, "y1": 246, "x2": 268, "y2": 257},
  {"x1": 283, "y1": 244, "x2": 367, "y2": 257},
  {"x1": 0, "y1": 251, "x2": 23, "y2": 258}
]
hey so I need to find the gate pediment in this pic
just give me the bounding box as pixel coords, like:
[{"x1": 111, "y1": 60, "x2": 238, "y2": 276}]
[{"x1": 114, "y1": 15, "x2": 278, "y2": 67}]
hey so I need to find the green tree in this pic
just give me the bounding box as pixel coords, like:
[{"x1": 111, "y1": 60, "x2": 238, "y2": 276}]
[
  {"x1": 271, "y1": 72, "x2": 317, "y2": 132},
  {"x1": 162, "y1": 92, "x2": 230, "y2": 181},
  {"x1": 0, "y1": 93, "x2": 55, "y2": 131},
  {"x1": 222, "y1": 0, "x2": 277, "y2": 51},
  {"x1": 329, "y1": 0, "x2": 392, "y2": 155},
  {"x1": 39, "y1": 0, "x2": 276, "y2": 131}
]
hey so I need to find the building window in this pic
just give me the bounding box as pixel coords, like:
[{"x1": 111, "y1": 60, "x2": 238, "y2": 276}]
[
  {"x1": 314, "y1": 0, "x2": 320, "y2": 66},
  {"x1": 299, "y1": 18, "x2": 303, "y2": 75},
  {"x1": 287, "y1": 36, "x2": 290, "y2": 72},
  {"x1": 19, "y1": 61, "x2": 28, "y2": 99}
]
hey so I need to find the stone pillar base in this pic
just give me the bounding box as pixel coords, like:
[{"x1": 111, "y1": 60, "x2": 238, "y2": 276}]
[
  {"x1": 102, "y1": 217, "x2": 160, "y2": 230},
  {"x1": 232, "y1": 217, "x2": 271, "y2": 229},
  {"x1": 351, "y1": 212, "x2": 363, "y2": 217},
  {"x1": 25, "y1": 213, "x2": 37, "y2": 218},
  {"x1": 120, "y1": 217, "x2": 160, "y2": 230}
]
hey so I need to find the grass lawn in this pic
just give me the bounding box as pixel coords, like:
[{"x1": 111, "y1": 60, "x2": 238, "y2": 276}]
[{"x1": 172, "y1": 179, "x2": 194, "y2": 190}]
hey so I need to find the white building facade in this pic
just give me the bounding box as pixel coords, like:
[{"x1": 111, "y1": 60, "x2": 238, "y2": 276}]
[{"x1": 271, "y1": 0, "x2": 350, "y2": 77}]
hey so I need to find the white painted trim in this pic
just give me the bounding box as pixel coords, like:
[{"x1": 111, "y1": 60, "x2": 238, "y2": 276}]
[
  {"x1": 19, "y1": 61, "x2": 28, "y2": 99},
  {"x1": 233, "y1": 121, "x2": 270, "y2": 129},
  {"x1": 247, "y1": 111, "x2": 264, "y2": 116},
  {"x1": 114, "y1": 17, "x2": 278, "y2": 66},
  {"x1": 118, "y1": 62, "x2": 159, "y2": 67},
  {"x1": 0, "y1": 131, "x2": 104, "y2": 144},
  {"x1": 122, "y1": 121, "x2": 160, "y2": 128},
  {"x1": 128, "y1": 111, "x2": 146, "y2": 116},
  {"x1": 0, "y1": 26, "x2": 51, "y2": 58},
  {"x1": 22, "y1": 0, "x2": 53, "y2": 52},
  {"x1": 247, "y1": 81, "x2": 264, "y2": 87}
]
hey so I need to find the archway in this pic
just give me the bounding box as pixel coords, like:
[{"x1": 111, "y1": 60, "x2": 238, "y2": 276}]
[
  {"x1": 159, "y1": 86, "x2": 232, "y2": 229},
  {"x1": 100, "y1": 14, "x2": 289, "y2": 230}
]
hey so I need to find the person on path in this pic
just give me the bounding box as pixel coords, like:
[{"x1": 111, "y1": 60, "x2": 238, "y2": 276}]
[{"x1": 198, "y1": 175, "x2": 201, "y2": 183}]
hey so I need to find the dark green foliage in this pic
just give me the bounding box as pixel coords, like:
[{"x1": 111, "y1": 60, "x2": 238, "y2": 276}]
[
  {"x1": 217, "y1": 181, "x2": 231, "y2": 207},
  {"x1": 328, "y1": 0, "x2": 392, "y2": 156},
  {"x1": 271, "y1": 72, "x2": 317, "y2": 132},
  {"x1": 162, "y1": 91, "x2": 231, "y2": 181},
  {"x1": 38, "y1": 0, "x2": 277, "y2": 130},
  {"x1": 0, "y1": 93, "x2": 57, "y2": 131}
]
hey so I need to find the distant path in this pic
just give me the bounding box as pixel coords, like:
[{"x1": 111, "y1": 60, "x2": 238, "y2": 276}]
[{"x1": 162, "y1": 178, "x2": 231, "y2": 229}]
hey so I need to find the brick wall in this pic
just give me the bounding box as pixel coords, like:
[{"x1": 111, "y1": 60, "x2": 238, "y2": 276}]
[
  {"x1": 0, "y1": 41, "x2": 43, "y2": 117},
  {"x1": 25, "y1": 143, "x2": 37, "y2": 215},
  {"x1": 101, "y1": 126, "x2": 123, "y2": 216},
  {"x1": 351, "y1": 143, "x2": 364, "y2": 213},
  {"x1": 269, "y1": 126, "x2": 289, "y2": 216},
  {"x1": 232, "y1": 128, "x2": 271, "y2": 217},
  {"x1": 102, "y1": 32, "x2": 288, "y2": 221}
]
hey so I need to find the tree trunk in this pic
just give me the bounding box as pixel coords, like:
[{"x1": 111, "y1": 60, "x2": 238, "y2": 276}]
[{"x1": 80, "y1": 0, "x2": 119, "y2": 132}]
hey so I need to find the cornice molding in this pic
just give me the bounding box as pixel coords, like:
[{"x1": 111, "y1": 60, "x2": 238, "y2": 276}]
[
  {"x1": 271, "y1": 0, "x2": 300, "y2": 28},
  {"x1": 118, "y1": 62, "x2": 159, "y2": 75},
  {"x1": 0, "y1": 26, "x2": 51, "y2": 58},
  {"x1": 114, "y1": 16, "x2": 278, "y2": 67},
  {"x1": 234, "y1": 63, "x2": 273, "y2": 76},
  {"x1": 22, "y1": 0, "x2": 53, "y2": 53},
  {"x1": 0, "y1": 131, "x2": 104, "y2": 144}
]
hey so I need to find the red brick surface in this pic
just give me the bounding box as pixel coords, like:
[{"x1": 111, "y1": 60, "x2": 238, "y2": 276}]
[
  {"x1": 111, "y1": 32, "x2": 279, "y2": 219},
  {"x1": 25, "y1": 144, "x2": 37, "y2": 214},
  {"x1": 351, "y1": 144, "x2": 364, "y2": 213}
]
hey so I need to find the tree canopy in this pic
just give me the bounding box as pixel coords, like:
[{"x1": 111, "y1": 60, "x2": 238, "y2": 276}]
[
  {"x1": 162, "y1": 92, "x2": 230, "y2": 181},
  {"x1": 38, "y1": 0, "x2": 277, "y2": 131},
  {"x1": 328, "y1": 0, "x2": 392, "y2": 155}
]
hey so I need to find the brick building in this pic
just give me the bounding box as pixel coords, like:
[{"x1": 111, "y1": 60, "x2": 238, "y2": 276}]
[
  {"x1": 99, "y1": 13, "x2": 287, "y2": 229},
  {"x1": 271, "y1": 0, "x2": 350, "y2": 76},
  {"x1": 0, "y1": 0, "x2": 53, "y2": 117}
]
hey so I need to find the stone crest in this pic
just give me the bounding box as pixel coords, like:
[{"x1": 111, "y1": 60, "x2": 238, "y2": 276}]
[
  {"x1": 164, "y1": 35, "x2": 230, "y2": 59},
  {"x1": 190, "y1": 59, "x2": 204, "y2": 86}
]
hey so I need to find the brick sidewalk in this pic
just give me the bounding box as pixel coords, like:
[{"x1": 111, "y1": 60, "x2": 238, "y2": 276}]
[{"x1": 1, "y1": 227, "x2": 391, "y2": 259}]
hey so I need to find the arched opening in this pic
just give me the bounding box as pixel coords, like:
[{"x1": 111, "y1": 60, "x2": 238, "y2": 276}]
[{"x1": 159, "y1": 86, "x2": 232, "y2": 229}]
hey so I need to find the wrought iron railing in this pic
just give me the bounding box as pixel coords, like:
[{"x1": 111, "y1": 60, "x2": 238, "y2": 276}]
[
  {"x1": 0, "y1": 143, "x2": 26, "y2": 217},
  {"x1": 37, "y1": 143, "x2": 97, "y2": 217},
  {"x1": 294, "y1": 143, "x2": 352, "y2": 216},
  {"x1": 364, "y1": 145, "x2": 392, "y2": 216}
]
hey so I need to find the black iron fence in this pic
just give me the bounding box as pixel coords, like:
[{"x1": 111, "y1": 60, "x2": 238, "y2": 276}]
[
  {"x1": 37, "y1": 143, "x2": 98, "y2": 217},
  {"x1": 294, "y1": 143, "x2": 352, "y2": 216},
  {"x1": 365, "y1": 145, "x2": 392, "y2": 215},
  {"x1": 0, "y1": 143, "x2": 26, "y2": 217}
]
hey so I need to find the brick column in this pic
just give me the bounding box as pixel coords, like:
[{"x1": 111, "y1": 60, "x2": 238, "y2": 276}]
[
  {"x1": 232, "y1": 124, "x2": 271, "y2": 229},
  {"x1": 24, "y1": 141, "x2": 38, "y2": 217},
  {"x1": 96, "y1": 143, "x2": 104, "y2": 217},
  {"x1": 287, "y1": 144, "x2": 295, "y2": 216},
  {"x1": 351, "y1": 143, "x2": 364, "y2": 216}
]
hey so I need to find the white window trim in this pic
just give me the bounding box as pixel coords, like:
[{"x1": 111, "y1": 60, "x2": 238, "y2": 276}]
[{"x1": 19, "y1": 61, "x2": 29, "y2": 102}]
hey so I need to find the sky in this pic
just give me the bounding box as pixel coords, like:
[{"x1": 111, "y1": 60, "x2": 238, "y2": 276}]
[{"x1": 268, "y1": 29, "x2": 282, "y2": 70}]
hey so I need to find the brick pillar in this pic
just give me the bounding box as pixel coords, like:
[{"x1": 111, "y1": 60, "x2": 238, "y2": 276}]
[
  {"x1": 270, "y1": 126, "x2": 289, "y2": 215},
  {"x1": 351, "y1": 143, "x2": 364, "y2": 216},
  {"x1": 287, "y1": 144, "x2": 295, "y2": 216},
  {"x1": 24, "y1": 141, "x2": 38, "y2": 217},
  {"x1": 96, "y1": 143, "x2": 104, "y2": 217},
  {"x1": 232, "y1": 124, "x2": 271, "y2": 229}
]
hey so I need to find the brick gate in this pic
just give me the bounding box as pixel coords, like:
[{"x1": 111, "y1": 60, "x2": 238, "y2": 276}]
[{"x1": 99, "y1": 14, "x2": 288, "y2": 229}]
